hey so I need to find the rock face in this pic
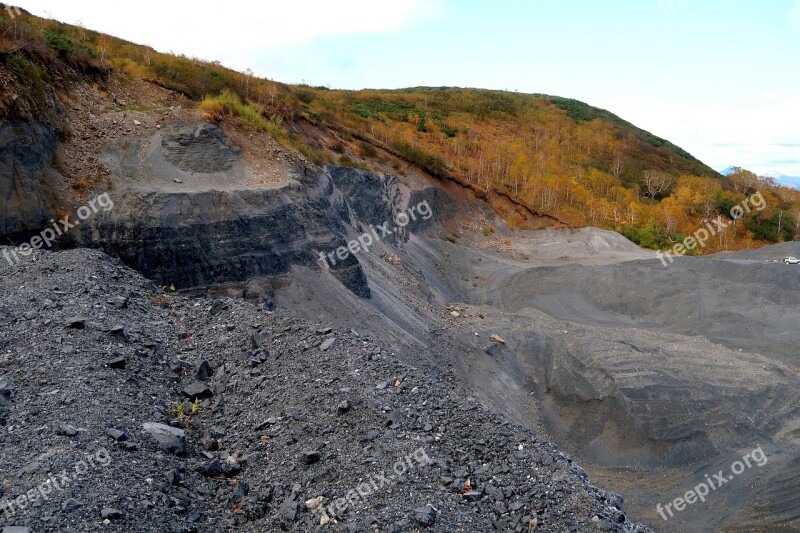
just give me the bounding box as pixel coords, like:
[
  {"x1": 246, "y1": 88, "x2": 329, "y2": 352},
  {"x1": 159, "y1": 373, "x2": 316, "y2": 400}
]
[
  {"x1": 0, "y1": 121, "x2": 65, "y2": 242},
  {"x1": 160, "y1": 122, "x2": 242, "y2": 173},
  {"x1": 101, "y1": 121, "x2": 249, "y2": 184},
  {"x1": 329, "y1": 166, "x2": 456, "y2": 243},
  {"x1": 90, "y1": 176, "x2": 369, "y2": 297}
]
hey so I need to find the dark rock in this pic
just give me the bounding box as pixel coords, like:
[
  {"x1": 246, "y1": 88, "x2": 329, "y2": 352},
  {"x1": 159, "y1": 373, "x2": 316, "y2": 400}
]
[
  {"x1": 279, "y1": 496, "x2": 299, "y2": 521},
  {"x1": 109, "y1": 325, "x2": 130, "y2": 341},
  {"x1": 233, "y1": 480, "x2": 249, "y2": 502},
  {"x1": 182, "y1": 382, "x2": 212, "y2": 400},
  {"x1": 165, "y1": 469, "x2": 184, "y2": 486},
  {"x1": 66, "y1": 317, "x2": 87, "y2": 329},
  {"x1": 196, "y1": 360, "x2": 213, "y2": 380},
  {"x1": 337, "y1": 400, "x2": 351, "y2": 414},
  {"x1": 107, "y1": 356, "x2": 127, "y2": 369},
  {"x1": 303, "y1": 450, "x2": 322, "y2": 464},
  {"x1": 63, "y1": 498, "x2": 84, "y2": 512},
  {"x1": 108, "y1": 296, "x2": 129, "y2": 309},
  {"x1": 0, "y1": 376, "x2": 14, "y2": 411},
  {"x1": 200, "y1": 457, "x2": 240, "y2": 478},
  {"x1": 56, "y1": 423, "x2": 79, "y2": 437},
  {"x1": 413, "y1": 505, "x2": 437, "y2": 527},
  {"x1": 100, "y1": 508, "x2": 124, "y2": 520},
  {"x1": 106, "y1": 427, "x2": 128, "y2": 441}
]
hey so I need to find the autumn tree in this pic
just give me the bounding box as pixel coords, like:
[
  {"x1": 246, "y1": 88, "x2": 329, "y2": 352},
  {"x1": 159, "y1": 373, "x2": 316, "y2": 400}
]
[
  {"x1": 726, "y1": 167, "x2": 759, "y2": 194},
  {"x1": 641, "y1": 170, "x2": 675, "y2": 200}
]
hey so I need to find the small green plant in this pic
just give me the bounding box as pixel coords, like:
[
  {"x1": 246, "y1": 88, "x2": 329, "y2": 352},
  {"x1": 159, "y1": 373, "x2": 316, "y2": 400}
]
[
  {"x1": 174, "y1": 402, "x2": 185, "y2": 421},
  {"x1": 191, "y1": 398, "x2": 202, "y2": 414},
  {"x1": 45, "y1": 30, "x2": 74, "y2": 58},
  {"x1": 441, "y1": 124, "x2": 457, "y2": 138},
  {"x1": 482, "y1": 226, "x2": 495, "y2": 236},
  {"x1": 442, "y1": 235, "x2": 457, "y2": 244},
  {"x1": 417, "y1": 112, "x2": 427, "y2": 133}
]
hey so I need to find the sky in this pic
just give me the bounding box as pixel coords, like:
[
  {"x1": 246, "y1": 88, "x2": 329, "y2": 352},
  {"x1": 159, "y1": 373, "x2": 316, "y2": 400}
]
[{"x1": 16, "y1": 0, "x2": 800, "y2": 178}]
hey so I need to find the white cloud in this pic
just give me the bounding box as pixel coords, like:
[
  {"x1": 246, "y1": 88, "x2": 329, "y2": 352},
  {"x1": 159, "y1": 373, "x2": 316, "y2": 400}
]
[
  {"x1": 790, "y1": 0, "x2": 800, "y2": 30},
  {"x1": 603, "y1": 92, "x2": 800, "y2": 176},
  {"x1": 18, "y1": 0, "x2": 440, "y2": 69}
]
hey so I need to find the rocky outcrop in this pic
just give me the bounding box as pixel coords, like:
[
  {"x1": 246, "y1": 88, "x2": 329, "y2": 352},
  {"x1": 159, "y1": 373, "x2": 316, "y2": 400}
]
[
  {"x1": 0, "y1": 120, "x2": 65, "y2": 243},
  {"x1": 90, "y1": 174, "x2": 370, "y2": 297}
]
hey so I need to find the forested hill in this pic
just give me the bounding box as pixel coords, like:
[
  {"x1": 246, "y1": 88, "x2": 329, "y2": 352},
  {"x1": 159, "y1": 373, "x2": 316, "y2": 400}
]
[{"x1": 3, "y1": 8, "x2": 799, "y2": 251}]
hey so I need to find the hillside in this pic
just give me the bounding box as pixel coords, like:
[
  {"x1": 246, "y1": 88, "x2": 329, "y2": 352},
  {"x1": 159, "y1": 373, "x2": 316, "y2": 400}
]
[
  {"x1": 5, "y1": 8, "x2": 800, "y2": 533},
  {"x1": 1, "y1": 8, "x2": 799, "y2": 253}
]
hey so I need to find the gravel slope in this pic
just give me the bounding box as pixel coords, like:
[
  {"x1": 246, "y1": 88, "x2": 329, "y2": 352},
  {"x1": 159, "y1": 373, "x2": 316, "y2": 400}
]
[{"x1": 0, "y1": 247, "x2": 650, "y2": 532}]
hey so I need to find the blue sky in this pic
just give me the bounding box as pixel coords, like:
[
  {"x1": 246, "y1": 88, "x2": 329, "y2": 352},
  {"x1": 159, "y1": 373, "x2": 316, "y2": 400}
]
[{"x1": 19, "y1": 0, "x2": 800, "y2": 177}]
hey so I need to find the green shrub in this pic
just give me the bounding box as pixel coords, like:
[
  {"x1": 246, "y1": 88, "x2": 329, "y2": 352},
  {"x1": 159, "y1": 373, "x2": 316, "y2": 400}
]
[
  {"x1": 45, "y1": 30, "x2": 73, "y2": 58},
  {"x1": 746, "y1": 212, "x2": 795, "y2": 243},
  {"x1": 417, "y1": 112, "x2": 427, "y2": 133}
]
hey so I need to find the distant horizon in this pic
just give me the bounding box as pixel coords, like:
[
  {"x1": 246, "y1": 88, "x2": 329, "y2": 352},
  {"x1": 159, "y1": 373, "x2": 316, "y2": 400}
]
[{"x1": 16, "y1": 0, "x2": 800, "y2": 177}]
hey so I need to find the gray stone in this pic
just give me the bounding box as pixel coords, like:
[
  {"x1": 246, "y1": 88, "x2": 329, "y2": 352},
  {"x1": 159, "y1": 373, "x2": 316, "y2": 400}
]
[{"x1": 142, "y1": 422, "x2": 185, "y2": 455}]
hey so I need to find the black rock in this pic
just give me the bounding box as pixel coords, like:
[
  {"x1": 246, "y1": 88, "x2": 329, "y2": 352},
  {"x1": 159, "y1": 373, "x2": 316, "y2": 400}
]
[
  {"x1": 165, "y1": 469, "x2": 184, "y2": 486},
  {"x1": 106, "y1": 427, "x2": 128, "y2": 441},
  {"x1": 63, "y1": 498, "x2": 84, "y2": 512},
  {"x1": 196, "y1": 360, "x2": 213, "y2": 380},
  {"x1": 100, "y1": 507, "x2": 124, "y2": 520},
  {"x1": 413, "y1": 505, "x2": 437, "y2": 527},
  {"x1": 107, "y1": 356, "x2": 127, "y2": 369},
  {"x1": 337, "y1": 400, "x2": 351, "y2": 414},
  {"x1": 233, "y1": 480, "x2": 249, "y2": 502},
  {"x1": 279, "y1": 496, "x2": 299, "y2": 521},
  {"x1": 108, "y1": 296, "x2": 129, "y2": 309},
  {"x1": 303, "y1": 450, "x2": 322, "y2": 464},
  {"x1": 0, "y1": 376, "x2": 14, "y2": 410},
  {"x1": 65, "y1": 317, "x2": 87, "y2": 329},
  {"x1": 182, "y1": 382, "x2": 213, "y2": 400},
  {"x1": 109, "y1": 325, "x2": 130, "y2": 341},
  {"x1": 200, "y1": 457, "x2": 240, "y2": 478}
]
